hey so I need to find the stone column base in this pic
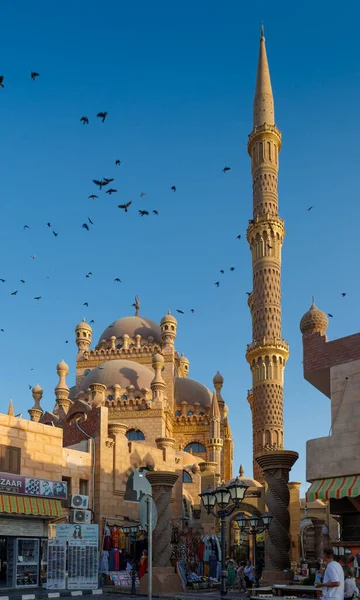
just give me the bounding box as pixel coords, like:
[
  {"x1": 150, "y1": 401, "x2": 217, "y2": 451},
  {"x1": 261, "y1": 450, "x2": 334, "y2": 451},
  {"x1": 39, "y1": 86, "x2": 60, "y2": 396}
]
[
  {"x1": 139, "y1": 566, "x2": 183, "y2": 595},
  {"x1": 260, "y1": 569, "x2": 293, "y2": 586}
]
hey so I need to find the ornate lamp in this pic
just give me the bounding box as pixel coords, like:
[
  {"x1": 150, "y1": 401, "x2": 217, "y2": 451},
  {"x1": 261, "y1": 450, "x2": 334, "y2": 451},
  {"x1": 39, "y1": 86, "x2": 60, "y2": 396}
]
[
  {"x1": 261, "y1": 513, "x2": 273, "y2": 528},
  {"x1": 235, "y1": 514, "x2": 249, "y2": 531},
  {"x1": 250, "y1": 515, "x2": 260, "y2": 528},
  {"x1": 214, "y1": 482, "x2": 231, "y2": 509},
  {"x1": 199, "y1": 486, "x2": 216, "y2": 513},
  {"x1": 227, "y1": 477, "x2": 249, "y2": 505}
]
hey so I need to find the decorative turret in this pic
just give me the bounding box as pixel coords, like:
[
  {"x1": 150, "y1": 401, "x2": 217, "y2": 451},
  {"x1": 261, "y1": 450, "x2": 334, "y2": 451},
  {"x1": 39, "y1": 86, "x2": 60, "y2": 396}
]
[
  {"x1": 55, "y1": 360, "x2": 72, "y2": 416},
  {"x1": 207, "y1": 392, "x2": 223, "y2": 479},
  {"x1": 178, "y1": 353, "x2": 190, "y2": 378},
  {"x1": 151, "y1": 352, "x2": 166, "y2": 402},
  {"x1": 160, "y1": 311, "x2": 177, "y2": 345},
  {"x1": 7, "y1": 399, "x2": 14, "y2": 416},
  {"x1": 75, "y1": 318, "x2": 92, "y2": 352},
  {"x1": 213, "y1": 371, "x2": 224, "y2": 406},
  {"x1": 28, "y1": 384, "x2": 44, "y2": 422},
  {"x1": 246, "y1": 27, "x2": 289, "y2": 483},
  {"x1": 300, "y1": 298, "x2": 328, "y2": 337}
]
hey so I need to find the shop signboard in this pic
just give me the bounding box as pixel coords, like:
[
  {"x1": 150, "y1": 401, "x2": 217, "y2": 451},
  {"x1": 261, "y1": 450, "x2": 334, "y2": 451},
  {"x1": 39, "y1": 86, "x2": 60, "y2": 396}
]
[
  {"x1": 49, "y1": 523, "x2": 99, "y2": 542},
  {"x1": 46, "y1": 540, "x2": 66, "y2": 590},
  {"x1": 68, "y1": 540, "x2": 98, "y2": 589},
  {"x1": 0, "y1": 471, "x2": 67, "y2": 499}
]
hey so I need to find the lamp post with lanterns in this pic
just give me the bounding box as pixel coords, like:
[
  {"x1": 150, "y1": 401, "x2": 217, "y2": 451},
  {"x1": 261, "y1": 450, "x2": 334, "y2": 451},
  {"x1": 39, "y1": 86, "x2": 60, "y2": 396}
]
[
  {"x1": 199, "y1": 478, "x2": 249, "y2": 596},
  {"x1": 235, "y1": 513, "x2": 273, "y2": 586}
]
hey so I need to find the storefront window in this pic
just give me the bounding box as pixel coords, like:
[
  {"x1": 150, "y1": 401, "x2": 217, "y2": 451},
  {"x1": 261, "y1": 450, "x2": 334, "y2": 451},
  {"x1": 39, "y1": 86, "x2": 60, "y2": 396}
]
[{"x1": 16, "y1": 538, "x2": 39, "y2": 587}]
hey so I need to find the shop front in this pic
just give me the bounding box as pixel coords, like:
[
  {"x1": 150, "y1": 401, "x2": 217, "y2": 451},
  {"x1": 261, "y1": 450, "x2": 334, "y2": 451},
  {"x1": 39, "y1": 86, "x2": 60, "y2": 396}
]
[{"x1": 0, "y1": 473, "x2": 66, "y2": 590}]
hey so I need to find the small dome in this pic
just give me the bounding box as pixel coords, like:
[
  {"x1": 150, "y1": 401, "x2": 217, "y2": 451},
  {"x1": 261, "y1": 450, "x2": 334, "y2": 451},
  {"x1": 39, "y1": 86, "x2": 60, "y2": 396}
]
[
  {"x1": 76, "y1": 318, "x2": 92, "y2": 331},
  {"x1": 152, "y1": 352, "x2": 164, "y2": 365},
  {"x1": 79, "y1": 359, "x2": 154, "y2": 393},
  {"x1": 98, "y1": 316, "x2": 161, "y2": 345},
  {"x1": 175, "y1": 377, "x2": 212, "y2": 408},
  {"x1": 57, "y1": 359, "x2": 69, "y2": 372},
  {"x1": 300, "y1": 300, "x2": 328, "y2": 336},
  {"x1": 160, "y1": 311, "x2": 178, "y2": 326},
  {"x1": 213, "y1": 371, "x2": 224, "y2": 385},
  {"x1": 32, "y1": 383, "x2": 42, "y2": 393}
]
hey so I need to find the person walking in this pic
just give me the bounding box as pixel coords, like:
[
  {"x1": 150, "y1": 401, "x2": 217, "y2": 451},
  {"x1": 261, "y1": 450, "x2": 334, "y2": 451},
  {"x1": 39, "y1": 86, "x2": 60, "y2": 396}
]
[
  {"x1": 315, "y1": 549, "x2": 344, "y2": 600},
  {"x1": 244, "y1": 560, "x2": 254, "y2": 588},
  {"x1": 237, "y1": 561, "x2": 247, "y2": 594}
]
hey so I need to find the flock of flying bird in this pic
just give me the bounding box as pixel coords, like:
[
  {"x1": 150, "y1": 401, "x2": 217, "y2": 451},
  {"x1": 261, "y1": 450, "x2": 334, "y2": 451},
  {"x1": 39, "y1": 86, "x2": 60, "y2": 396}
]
[{"x1": 0, "y1": 70, "x2": 346, "y2": 340}]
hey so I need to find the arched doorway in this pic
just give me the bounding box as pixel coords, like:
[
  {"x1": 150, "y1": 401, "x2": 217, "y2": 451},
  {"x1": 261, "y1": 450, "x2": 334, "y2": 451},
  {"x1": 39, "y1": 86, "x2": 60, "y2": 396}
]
[{"x1": 228, "y1": 503, "x2": 263, "y2": 565}]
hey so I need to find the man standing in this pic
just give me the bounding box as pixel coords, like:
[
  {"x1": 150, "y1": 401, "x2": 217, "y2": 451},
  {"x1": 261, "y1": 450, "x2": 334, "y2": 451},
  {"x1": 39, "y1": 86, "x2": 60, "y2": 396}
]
[{"x1": 316, "y1": 549, "x2": 344, "y2": 600}]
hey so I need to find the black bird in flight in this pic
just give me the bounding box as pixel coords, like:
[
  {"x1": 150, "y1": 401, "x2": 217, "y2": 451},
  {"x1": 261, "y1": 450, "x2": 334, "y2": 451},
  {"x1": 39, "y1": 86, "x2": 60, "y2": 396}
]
[
  {"x1": 24, "y1": 225, "x2": 30, "y2": 230},
  {"x1": 114, "y1": 278, "x2": 121, "y2": 283},
  {"x1": 11, "y1": 291, "x2": 18, "y2": 295},
  {"x1": 20, "y1": 280, "x2": 25, "y2": 284},
  {"x1": 327, "y1": 313, "x2": 333, "y2": 318},
  {"x1": 176, "y1": 309, "x2": 184, "y2": 314},
  {"x1": 89, "y1": 319, "x2": 95, "y2": 324},
  {"x1": 47, "y1": 222, "x2": 51, "y2": 227},
  {"x1": 103, "y1": 178, "x2": 114, "y2": 184},
  {"x1": 139, "y1": 210, "x2": 149, "y2": 217},
  {"x1": 0, "y1": 76, "x2": 4, "y2": 88},
  {"x1": 0, "y1": 329, "x2": 4, "y2": 332},
  {"x1": 97, "y1": 111, "x2": 108, "y2": 123},
  {"x1": 307, "y1": 206, "x2": 313, "y2": 211},
  {"x1": 34, "y1": 296, "x2": 42, "y2": 300},
  {"x1": 106, "y1": 188, "x2": 117, "y2": 195},
  {"x1": 65, "y1": 340, "x2": 68, "y2": 344},
  {"x1": 236, "y1": 234, "x2": 241, "y2": 239},
  {"x1": 249, "y1": 219, "x2": 254, "y2": 225},
  {"x1": 220, "y1": 270, "x2": 224, "y2": 274},
  {"x1": 118, "y1": 201, "x2": 132, "y2": 212},
  {"x1": 140, "y1": 192, "x2": 146, "y2": 197},
  {"x1": 0, "y1": 279, "x2": 5, "y2": 283},
  {"x1": 341, "y1": 293, "x2": 346, "y2": 297},
  {"x1": 30, "y1": 255, "x2": 36, "y2": 259},
  {"x1": 86, "y1": 272, "x2": 92, "y2": 278},
  {"x1": 80, "y1": 116, "x2": 89, "y2": 125},
  {"x1": 246, "y1": 292, "x2": 251, "y2": 296},
  {"x1": 82, "y1": 223, "x2": 90, "y2": 231},
  {"x1": 88, "y1": 194, "x2": 98, "y2": 199},
  {"x1": 170, "y1": 186, "x2": 176, "y2": 192},
  {"x1": 83, "y1": 302, "x2": 88, "y2": 307},
  {"x1": 191, "y1": 309, "x2": 195, "y2": 313},
  {"x1": 88, "y1": 217, "x2": 93, "y2": 225},
  {"x1": 215, "y1": 281, "x2": 220, "y2": 287},
  {"x1": 93, "y1": 179, "x2": 107, "y2": 190},
  {"x1": 29, "y1": 384, "x2": 32, "y2": 390},
  {"x1": 222, "y1": 166, "x2": 231, "y2": 173},
  {"x1": 115, "y1": 159, "x2": 121, "y2": 166},
  {"x1": 31, "y1": 72, "x2": 40, "y2": 81},
  {"x1": 53, "y1": 231, "x2": 58, "y2": 237},
  {"x1": 230, "y1": 267, "x2": 235, "y2": 271},
  {"x1": 153, "y1": 210, "x2": 158, "y2": 215}
]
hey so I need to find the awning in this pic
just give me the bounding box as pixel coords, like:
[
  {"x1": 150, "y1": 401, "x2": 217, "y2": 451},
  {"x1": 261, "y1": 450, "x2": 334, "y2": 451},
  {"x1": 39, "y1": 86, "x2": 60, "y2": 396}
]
[
  {"x1": 306, "y1": 476, "x2": 360, "y2": 502},
  {"x1": 0, "y1": 495, "x2": 63, "y2": 517}
]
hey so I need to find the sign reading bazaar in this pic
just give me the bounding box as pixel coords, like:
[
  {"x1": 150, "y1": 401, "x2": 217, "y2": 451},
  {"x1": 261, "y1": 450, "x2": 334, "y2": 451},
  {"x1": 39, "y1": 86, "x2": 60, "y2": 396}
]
[{"x1": 0, "y1": 472, "x2": 67, "y2": 499}]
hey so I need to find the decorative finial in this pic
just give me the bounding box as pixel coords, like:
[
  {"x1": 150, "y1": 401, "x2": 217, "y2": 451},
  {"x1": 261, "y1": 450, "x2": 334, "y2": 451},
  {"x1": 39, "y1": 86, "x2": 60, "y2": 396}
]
[
  {"x1": 8, "y1": 399, "x2": 14, "y2": 416},
  {"x1": 261, "y1": 23, "x2": 264, "y2": 38},
  {"x1": 239, "y1": 464, "x2": 244, "y2": 477},
  {"x1": 311, "y1": 296, "x2": 315, "y2": 306},
  {"x1": 133, "y1": 295, "x2": 140, "y2": 316}
]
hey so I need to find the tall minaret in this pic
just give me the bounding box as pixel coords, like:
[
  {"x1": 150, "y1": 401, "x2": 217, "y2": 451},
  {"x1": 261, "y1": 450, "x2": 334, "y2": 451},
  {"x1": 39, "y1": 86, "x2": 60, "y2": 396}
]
[
  {"x1": 246, "y1": 27, "x2": 289, "y2": 483},
  {"x1": 208, "y1": 392, "x2": 223, "y2": 481}
]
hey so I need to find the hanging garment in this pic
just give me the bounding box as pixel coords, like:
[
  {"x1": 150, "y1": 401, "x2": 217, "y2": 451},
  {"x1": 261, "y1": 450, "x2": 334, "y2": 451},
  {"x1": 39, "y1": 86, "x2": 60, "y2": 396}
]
[
  {"x1": 111, "y1": 527, "x2": 120, "y2": 548},
  {"x1": 209, "y1": 553, "x2": 218, "y2": 579},
  {"x1": 109, "y1": 549, "x2": 115, "y2": 571},
  {"x1": 216, "y1": 561, "x2": 222, "y2": 581},
  {"x1": 99, "y1": 551, "x2": 109, "y2": 574},
  {"x1": 214, "y1": 536, "x2": 221, "y2": 561},
  {"x1": 198, "y1": 539, "x2": 205, "y2": 562},
  {"x1": 203, "y1": 538, "x2": 213, "y2": 562},
  {"x1": 139, "y1": 553, "x2": 148, "y2": 578},
  {"x1": 204, "y1": 563, "x2": 209, "y2": 577}
]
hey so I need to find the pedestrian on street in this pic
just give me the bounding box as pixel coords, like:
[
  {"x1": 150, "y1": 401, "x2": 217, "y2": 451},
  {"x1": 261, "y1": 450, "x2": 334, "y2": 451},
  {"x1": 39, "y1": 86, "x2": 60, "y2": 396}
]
[
  {"x1": 237, "y1": 561, "x2": 247, "y2": 594},
  {"x1": 315, "y1": 548, "x2": 344, "y2": 600}
]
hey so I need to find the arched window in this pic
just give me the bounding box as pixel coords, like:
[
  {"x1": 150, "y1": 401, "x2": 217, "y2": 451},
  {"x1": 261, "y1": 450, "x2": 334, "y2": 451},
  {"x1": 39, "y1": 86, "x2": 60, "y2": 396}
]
[
  {"x1": 126, "y1": 429, "x2": 145, "y2": 441},
  {"x1": 182, "y1": 470, "x2": 192, "y2": 483},
  {"x1": 184, "y1": 442, "x2": 206, "y2": 453},
  {"x1": 175, "y1": 410, "x2": 181, "y2": 417},
  {"x1": 107, "y1": 394, "x2": 113, "y2": 401},
  {"x1": 187, "y1": 411, "x2": 193, "y2": 417}
]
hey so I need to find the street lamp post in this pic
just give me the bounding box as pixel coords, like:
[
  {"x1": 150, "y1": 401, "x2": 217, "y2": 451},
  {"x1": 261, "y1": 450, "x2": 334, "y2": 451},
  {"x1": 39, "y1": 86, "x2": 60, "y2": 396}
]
[
  {"x1": 199, "y1": 478, "x2": 249, "y2": 597},
  {"x1": 235, "y1": 513, "x2": 273, "y2": 586},
  {"x1": 121, "y1": 524, "x2": 143, "y2": 597}
]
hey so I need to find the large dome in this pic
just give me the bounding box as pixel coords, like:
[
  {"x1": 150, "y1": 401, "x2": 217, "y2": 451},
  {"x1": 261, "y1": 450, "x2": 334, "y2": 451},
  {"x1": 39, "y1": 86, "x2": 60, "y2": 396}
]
[
  {"x1": 98, "y1": 316, "x2": 162, "y2": 345},
  {"x1": 175, "y1": 377, "x2": 212, "y2": 408},
  {"x1": 79, "y1": 359, "x2": 154, "y2": 392}
]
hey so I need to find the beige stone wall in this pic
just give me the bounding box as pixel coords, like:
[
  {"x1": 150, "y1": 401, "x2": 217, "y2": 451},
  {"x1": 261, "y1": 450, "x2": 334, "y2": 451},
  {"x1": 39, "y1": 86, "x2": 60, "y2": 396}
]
[
  {"x1": 289, "y1": 482, "x2": 301, "y2": 563},
  {"x1": 307, "y1": 358, "x2": 360, "y2": 481}
]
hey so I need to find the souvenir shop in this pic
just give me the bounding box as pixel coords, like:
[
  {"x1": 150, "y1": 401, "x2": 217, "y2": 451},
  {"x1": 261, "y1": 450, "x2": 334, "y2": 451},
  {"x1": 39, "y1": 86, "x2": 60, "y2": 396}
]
[{"x1": 99, "y1": 522, "x2": 147, "y2": 588}]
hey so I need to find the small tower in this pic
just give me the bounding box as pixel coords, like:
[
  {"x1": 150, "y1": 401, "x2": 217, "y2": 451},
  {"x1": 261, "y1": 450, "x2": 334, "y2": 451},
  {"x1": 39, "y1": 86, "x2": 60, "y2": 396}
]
[
  {"x1": 160, "y1": 311, "x2": 177, "y2": 345},
  {"x1": 55, "y1": 360, "x2": 72, "y2": 417},
  {"x1": 7, "y1": 399, "x2": 15, "y2": 416},
  {"x1": 75, "y1": 318, "x2": 92, "y2": 353},
  {"x1": 178, "y1": 353, "x2": 190, "y2": 378},
  {"x1": 28, "y1": 384, "x2": 44, "y2": 422},
  {"x1": 151, "y1": 352, "x2": 166, "y2": 402},
  {"x1": 207, "y1": 391, "x2": 223, "y2": 480},
  {"x1": 300, "y1": 299, "x2": 328, "y2": 337},
  {"x1": 213, "y1": 371, "x2": 224, "y2": 407}
]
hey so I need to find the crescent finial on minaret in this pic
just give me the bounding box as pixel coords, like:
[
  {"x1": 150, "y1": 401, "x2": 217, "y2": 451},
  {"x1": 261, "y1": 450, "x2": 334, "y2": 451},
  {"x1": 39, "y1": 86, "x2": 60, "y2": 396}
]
[{"x1": 134, "y1": 295, "x2": 140, "y2": 316}]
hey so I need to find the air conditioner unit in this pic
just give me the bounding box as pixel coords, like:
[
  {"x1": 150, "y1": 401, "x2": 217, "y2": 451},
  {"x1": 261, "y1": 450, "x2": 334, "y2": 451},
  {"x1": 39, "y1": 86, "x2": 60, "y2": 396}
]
[
  {"x1": 69, "y1": 494, "x2": 89, "y2": 509},
  {"x1": 70, "y1": 509, "x2": 92, "y2": 524}
]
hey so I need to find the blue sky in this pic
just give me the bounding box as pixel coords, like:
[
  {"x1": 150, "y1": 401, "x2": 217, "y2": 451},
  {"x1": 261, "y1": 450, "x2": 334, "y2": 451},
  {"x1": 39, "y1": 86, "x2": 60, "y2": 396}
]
[{"x1": 1, "y1": 0, "x2": 359, "y2": 495}]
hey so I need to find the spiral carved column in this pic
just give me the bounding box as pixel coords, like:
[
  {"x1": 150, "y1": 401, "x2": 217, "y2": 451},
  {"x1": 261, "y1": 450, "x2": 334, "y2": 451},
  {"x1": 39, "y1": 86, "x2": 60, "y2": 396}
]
[
  {"x1": 256, "y1": 450, "x2": 298, "y2": 579},
  {"x1": 146, "y1": 471, "x2": 178, "y2": 567}
]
